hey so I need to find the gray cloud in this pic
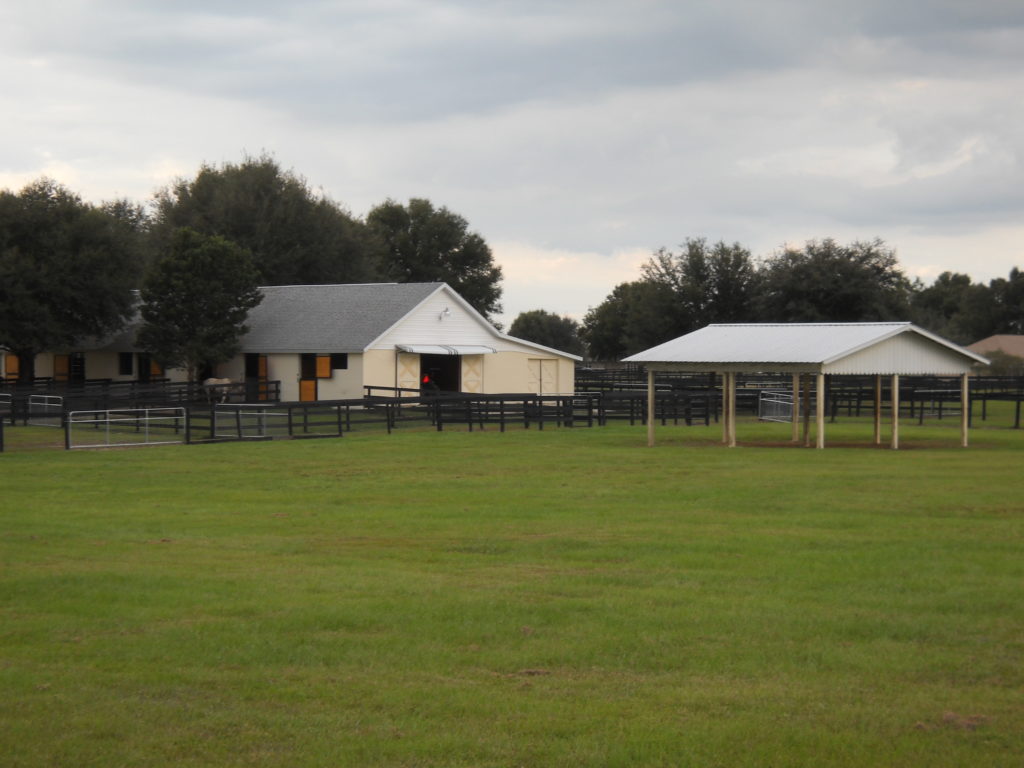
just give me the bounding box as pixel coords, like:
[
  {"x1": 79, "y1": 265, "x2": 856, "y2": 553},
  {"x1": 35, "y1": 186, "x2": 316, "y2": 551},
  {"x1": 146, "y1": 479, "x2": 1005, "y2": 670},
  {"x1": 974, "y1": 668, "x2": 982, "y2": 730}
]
[{"x1": 2, "y1": 0, "x2": 1022, "y2": 321}]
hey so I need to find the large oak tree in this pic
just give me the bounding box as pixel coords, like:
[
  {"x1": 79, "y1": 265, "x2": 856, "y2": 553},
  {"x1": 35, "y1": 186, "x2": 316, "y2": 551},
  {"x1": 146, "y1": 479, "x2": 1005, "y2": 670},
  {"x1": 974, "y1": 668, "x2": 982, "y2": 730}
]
[
  {"x1": 137, "y1": 228, "x2": 262, "y2": 383},
  {"x1": 151, "y1": 155, "x2": 381, "y2": 286},
  {"x1": 367, "y1": 198, "x2": 503, "y2": 321},
  {"x1": 0, "y1": 179, "x2": 142, "y2": 381}
]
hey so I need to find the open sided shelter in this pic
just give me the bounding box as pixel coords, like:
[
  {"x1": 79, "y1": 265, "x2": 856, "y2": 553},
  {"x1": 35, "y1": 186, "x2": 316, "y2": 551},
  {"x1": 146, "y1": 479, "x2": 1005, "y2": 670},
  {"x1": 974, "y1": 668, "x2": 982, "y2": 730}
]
[{"x1": 624, "y1": 323, "x2": 989, "y2": 449}]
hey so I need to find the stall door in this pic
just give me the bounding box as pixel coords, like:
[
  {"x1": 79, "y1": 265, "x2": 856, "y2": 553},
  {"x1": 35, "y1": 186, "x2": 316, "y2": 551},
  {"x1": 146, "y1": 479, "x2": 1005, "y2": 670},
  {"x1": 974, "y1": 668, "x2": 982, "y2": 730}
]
[
  {"x1": 245, "y1": 354, "x2": 269, "y2": 401},
  {"x1": 397, "y1": 352, "x2": 420, "y2": 394},
  {"x1": 3, "y1": 353, "x2": 19, "y2": 381},
  {"x1": 528, "y1": 359, "x2": 558, "y2": 394},
  {"x1": 53, "y1": 354, "x2": 70, "y2": 383},
  {"x1": 461, "y1": 355, "x2": 483, "y2": 394}
]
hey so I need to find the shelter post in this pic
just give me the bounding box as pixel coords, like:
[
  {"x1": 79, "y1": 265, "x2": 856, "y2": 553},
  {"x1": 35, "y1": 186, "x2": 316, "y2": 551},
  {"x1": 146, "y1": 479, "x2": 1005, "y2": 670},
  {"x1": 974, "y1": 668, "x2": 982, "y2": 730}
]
[
  {"x1": 729, "y1": 373, "x2": 737, "y2": 447},
  {"x1": 873, "y1": 375, "x2": 882, "y2": 445},
  {"x1": 647, "y1": 369, "x2": 655, "y2": 448},
  {"x1": 721, "y1": 373, "x2": 729, "y2": 444},
  {"x1": 960, "y1": 373, "x2": 969, "y2": 448},
  {"x1": 802, "y1": 375, "x2": 812, "y2": 447},
  {"x1": 891, "y1": 374, "x2": 900, "y2": 450},
  {"x1": 791, "y1": 373, "x2": 800, "y2": 443},
  {"x1": 815, "y1": 372, "x2": 826, "y2": 449}
]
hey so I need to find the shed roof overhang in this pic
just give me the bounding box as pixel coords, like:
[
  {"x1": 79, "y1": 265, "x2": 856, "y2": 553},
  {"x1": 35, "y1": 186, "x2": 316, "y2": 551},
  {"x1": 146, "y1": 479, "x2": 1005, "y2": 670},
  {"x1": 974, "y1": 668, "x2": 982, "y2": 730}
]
[{"x1": 395, "y1": 344, "x2": 496, "y2": 355}]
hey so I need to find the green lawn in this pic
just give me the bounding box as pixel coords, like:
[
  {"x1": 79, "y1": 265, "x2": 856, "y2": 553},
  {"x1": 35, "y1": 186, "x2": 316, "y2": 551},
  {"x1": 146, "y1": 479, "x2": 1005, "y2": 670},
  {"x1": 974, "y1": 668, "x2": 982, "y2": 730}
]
[{"x1": 1, "y1": 418, "x2": 1022, "y2": 767}]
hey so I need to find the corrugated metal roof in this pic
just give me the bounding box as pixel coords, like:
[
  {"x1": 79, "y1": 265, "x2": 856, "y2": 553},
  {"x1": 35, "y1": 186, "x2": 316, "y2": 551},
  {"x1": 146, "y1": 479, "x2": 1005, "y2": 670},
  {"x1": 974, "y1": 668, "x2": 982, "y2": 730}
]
[
  {"x1": 241, "y1": 282, "x2": 442, "y2": 353},
  {"x1": 623, "y1": 322, "x2": 988, "y2": 371}
]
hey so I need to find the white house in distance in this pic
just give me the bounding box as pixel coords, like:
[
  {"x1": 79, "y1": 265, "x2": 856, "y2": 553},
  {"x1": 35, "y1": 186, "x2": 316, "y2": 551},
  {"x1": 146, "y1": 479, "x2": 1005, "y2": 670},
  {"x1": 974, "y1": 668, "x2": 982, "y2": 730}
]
[{"x1": 13, "y1": 283, "x2": 580, "y2": 400}]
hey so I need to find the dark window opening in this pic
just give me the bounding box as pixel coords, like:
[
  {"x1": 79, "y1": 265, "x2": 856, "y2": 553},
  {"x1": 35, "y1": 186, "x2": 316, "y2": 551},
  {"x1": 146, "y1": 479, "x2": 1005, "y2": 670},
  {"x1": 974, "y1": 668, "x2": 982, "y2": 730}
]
[
  {"x1": 330, "y1": 353, "x2": 348, "y2": 370},
  {"x1": 300, "y1": 353, "x2": 317, "y2": 380},
  {"x1": 118, "y1": 352, "x2": 133, "y2": 376},
  {"x1": 68, "y1": 353, "x2": 85, "y2": 385}
]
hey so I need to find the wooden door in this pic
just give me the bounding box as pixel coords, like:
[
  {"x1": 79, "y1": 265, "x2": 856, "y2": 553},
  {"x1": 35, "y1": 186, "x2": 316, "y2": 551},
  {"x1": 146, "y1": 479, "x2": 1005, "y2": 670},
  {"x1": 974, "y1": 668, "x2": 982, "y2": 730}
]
[
  {"x1": 4, "y1": 353, "x2": 19, "y2": 380},
  {"x1": 299, "y1": 379, "x2": 317, "y2": 402},
  {"x1": 53, "y1": 354, "x2": 70, "y2": 383}
]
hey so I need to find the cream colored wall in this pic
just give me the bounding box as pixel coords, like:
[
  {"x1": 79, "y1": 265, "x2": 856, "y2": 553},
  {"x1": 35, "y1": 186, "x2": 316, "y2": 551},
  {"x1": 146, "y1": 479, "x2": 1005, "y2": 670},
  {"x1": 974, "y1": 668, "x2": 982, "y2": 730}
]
[
  {"x1": 363, "y1": 349, "x2": 399, "y2": 392},
  {"x1": 313, "y1": 355, "x2": 365, "y2": 400},
  {"x1": 267, "y1": 354, "x2": 302, "y2": 401},
  {"x1": 477, "y1": 352, "x2": 575, "y2": 394},
  {"x1": 33, "y1": 353, "x2": 54, "y2": 378},
  {"x1": 84, "y1": 352, "x2": 124, "y2": 380}
]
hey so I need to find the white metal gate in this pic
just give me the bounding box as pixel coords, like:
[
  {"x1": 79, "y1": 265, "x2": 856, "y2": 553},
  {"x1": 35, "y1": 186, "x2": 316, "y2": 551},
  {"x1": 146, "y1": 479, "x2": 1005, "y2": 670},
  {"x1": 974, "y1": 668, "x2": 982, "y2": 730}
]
[
  {"x1": 28, "y1": 395, "x2": 63, "y2": 426},
  {"x1": 66, "y1": 407, "x2": 187, "y2": 449}
]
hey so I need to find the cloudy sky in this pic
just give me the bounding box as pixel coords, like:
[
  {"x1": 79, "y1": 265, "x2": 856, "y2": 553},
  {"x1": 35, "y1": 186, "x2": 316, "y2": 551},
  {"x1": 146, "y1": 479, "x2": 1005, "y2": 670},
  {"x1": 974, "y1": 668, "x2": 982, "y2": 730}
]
[{"x1": 2, "y1": 1, "x2": 1022, "y2": 325}]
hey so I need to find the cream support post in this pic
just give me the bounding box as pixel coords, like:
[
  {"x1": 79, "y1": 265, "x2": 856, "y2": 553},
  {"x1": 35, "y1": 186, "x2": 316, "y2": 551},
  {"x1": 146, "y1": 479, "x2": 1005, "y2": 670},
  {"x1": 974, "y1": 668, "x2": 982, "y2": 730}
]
[
  {"x1": 961, "y1": 373, "x2": 969, "y2": 448},
  {"x1": 647, "y1": 369, "x2": 656, "y2": 448},
  {"x1": 729, "y1": 373, "x2": 737, "y2": 447},
  {"x1": 791, "y1": 373, "x2": 800, "y2": 443},
  {"x1": 873, "y1": 375, "x2": 882, "y2": 445},
  {"x1": 721, "y1": 373, "x2": 729, "y2": 444},
  {"x1": 891, "y1": 373, "x2": 900, "y2": 450},
  {"x1": 815, "y1": 372, "x2": 826, "y2": 449}
]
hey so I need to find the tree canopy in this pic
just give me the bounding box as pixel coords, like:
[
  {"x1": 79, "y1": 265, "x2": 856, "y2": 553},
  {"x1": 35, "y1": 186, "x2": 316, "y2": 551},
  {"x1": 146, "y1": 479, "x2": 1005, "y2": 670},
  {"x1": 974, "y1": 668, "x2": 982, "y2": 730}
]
[
  {"x1": 137, "y1": 228, "x2": 262, "y2": 382},
  {"x1": 0, "y1": 179, "x2": 142, "y2": 380},
  {"x1": 508, "y1": 310, "x2": 585, "y2": 356},
  {"x1": 367, "y1": 198, "x2": 503, "y2": 321},
  {"x1": 757, "y1": 238, "x2": 911, "y2": 322},
  {"x1": 151, "y1": 155, "x2": 381, "y2": 286}
]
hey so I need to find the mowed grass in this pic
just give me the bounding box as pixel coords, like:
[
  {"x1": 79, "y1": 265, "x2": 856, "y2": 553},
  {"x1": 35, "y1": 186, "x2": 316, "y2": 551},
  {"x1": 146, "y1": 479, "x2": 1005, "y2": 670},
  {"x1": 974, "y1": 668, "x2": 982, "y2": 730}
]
[{"x1": 1, "y1": 417, "x2": 1022, "y2": 767}]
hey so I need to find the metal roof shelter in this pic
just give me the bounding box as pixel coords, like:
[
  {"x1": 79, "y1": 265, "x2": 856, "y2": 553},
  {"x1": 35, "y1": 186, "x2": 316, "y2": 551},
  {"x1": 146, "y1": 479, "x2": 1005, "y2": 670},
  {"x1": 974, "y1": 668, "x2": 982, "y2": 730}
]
[{"x1": 623, "y1": 323, "x2": 990, "y2": 449}]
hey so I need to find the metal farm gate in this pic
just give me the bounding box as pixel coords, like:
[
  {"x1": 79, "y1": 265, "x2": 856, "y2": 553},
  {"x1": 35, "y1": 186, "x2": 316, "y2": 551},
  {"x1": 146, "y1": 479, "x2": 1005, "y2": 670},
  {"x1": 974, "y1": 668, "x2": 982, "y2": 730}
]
[{"x1": 65, "y1": 407, "x2": 187, "y2": 449}]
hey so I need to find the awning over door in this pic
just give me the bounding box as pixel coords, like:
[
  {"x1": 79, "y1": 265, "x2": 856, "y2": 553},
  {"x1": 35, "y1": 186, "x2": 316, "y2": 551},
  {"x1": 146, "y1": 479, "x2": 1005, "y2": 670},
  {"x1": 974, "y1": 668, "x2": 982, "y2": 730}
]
[{"x1": 395, "y1": 344, "x2": 496, "y2": 355}]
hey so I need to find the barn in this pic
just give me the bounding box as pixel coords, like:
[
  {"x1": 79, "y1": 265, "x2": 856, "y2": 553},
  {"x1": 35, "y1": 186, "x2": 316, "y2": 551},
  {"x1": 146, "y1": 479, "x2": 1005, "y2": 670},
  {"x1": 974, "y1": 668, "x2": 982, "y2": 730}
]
[
  {"x1": 624, "y1": 322, "x2": 989, "y2": 449},
  {"x1": 214, "y1": 283, "x2": 579, "y2": 400},
  {"x1": 14, "y1": 283, "x2": 580, "y2": 399}
]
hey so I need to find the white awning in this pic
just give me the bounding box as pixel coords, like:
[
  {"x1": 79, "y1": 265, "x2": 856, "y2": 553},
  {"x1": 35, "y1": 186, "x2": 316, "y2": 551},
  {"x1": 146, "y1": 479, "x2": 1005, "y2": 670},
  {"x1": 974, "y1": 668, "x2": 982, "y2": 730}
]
[{"x1": 395, "y1": 344, "x2": 496, "y2": 355}]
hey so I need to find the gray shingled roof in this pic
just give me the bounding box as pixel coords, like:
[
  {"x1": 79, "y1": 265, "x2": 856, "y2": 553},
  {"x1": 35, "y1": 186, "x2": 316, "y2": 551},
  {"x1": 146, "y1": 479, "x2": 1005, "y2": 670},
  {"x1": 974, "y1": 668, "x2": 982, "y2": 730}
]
[{"x1": 240, "y1": 283, "x2": 442, "y2": 353}]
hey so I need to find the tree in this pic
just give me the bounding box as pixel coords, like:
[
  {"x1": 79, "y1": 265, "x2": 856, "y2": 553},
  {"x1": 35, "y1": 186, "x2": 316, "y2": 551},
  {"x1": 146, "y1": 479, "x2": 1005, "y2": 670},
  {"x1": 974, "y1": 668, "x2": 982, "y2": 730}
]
[
  {"x1": 989, "y1": 267, "x2": 1024, "y2": 335},
  {"x1": 641, "y1": 238, "x2": 758, "y2": 332},
  {"x1": 0, "y1": 179, "x2": 142, "y2": 381},
  {"x1": 137, "y1": 228, "x2": 262, "y2": 382},
  {"x1": 580, "y1": 281, "x2": 684, "y2": 360},
  {"x1": 509, "y1": 310, "x2": 585, "y2": 356},
  {"x1": 909, "y1": 271, "x2": 996, "y2": 344},
  {"x1": 151, "y1": 154, "x2": 381, "y2": 286},
  {"x1": 757, "y1": 238, "x2": 911, "y2": 322},
  {"x1": 367, "y1": 198, "x2": 503, "y2": 321}
]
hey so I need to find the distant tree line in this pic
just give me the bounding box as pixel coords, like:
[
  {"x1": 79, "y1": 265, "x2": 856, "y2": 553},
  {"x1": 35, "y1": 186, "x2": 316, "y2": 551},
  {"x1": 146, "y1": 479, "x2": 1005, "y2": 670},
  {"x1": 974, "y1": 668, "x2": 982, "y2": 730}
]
[
  {"x1": 559, "y1": 237, "x2": 1024, "y2": 360},
  {"x1": 0, "y1": 155, "x2": 504, "y2": 382}
]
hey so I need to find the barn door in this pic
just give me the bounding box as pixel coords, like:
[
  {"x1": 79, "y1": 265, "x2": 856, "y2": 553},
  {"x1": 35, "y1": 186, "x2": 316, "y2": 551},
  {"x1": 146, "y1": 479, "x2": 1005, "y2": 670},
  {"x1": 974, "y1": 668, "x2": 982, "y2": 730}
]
[
  {"x1": 299, "y1": 354, "x2": 318, "y2": 402},
  {"x1": 3, "y1": 353, "x2": 18, "y2": 380},
  {"x1": 397, "y1": 352, "x2": 419, "y2": 395},
  {"x1": 53, "y1": 354, "x2": 70, "y2": 383},
  {"x1": 528, "y1": 359, "x2": 557, "y2": 394},
  {"x1": 245, "y1": 354, "x2": 269, "y2": 401},
  {"x1": 461, "y1": 355, "x2": 483, "y2": 393}
]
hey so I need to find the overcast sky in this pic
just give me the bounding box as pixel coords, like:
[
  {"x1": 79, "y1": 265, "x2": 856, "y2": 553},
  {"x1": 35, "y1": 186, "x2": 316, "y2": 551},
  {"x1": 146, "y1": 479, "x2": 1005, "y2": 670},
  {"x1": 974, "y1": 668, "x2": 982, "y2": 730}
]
[{"x1": 3, "y1": 1, "x2": 1023, "y2": 325}]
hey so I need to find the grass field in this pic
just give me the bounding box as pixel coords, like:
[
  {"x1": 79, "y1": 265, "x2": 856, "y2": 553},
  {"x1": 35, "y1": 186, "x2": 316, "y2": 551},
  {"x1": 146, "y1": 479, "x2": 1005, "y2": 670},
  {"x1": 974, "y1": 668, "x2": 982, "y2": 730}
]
[{"x1": 1, "y1": 417, "x2": 1022, "y2": 766}]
